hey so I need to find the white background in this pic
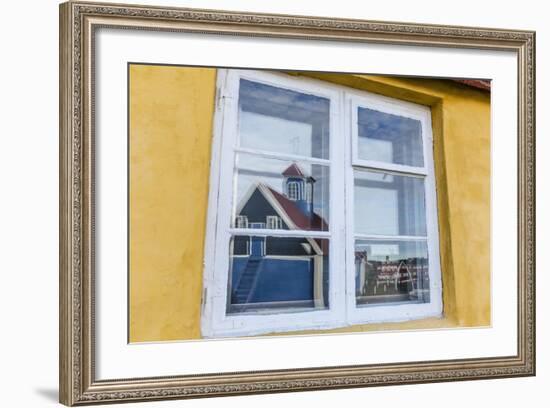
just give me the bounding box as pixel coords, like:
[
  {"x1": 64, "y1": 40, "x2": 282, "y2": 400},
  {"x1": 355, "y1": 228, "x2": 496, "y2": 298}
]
[
  {"x1": 0, "y1": 0, "x2": 545, "y2": 407},
  {"x1": 95, "y1": 28, "x2": 517, "y2": 378}
]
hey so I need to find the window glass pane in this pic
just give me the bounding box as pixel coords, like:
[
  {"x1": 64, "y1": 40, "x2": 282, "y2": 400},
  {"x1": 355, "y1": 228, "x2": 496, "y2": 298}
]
[
  {"x1": 355, "y1": 239, "x2": 430, "y2": 306},
  {"x1": 233, "y1": 153, "x2": 330, "y2": 232},
  {"x1": 227, "y1": 235, "x2": 329, "y2": 314},
  {"x1": 354, "y1": 170, "x2": 427, "y2": 236},
  {"x1": 239, "y1": 79, "x2": 330, "y2": 159},
  {"x1": 357, "y1": 107, "x2": 424, "y2": 167}
]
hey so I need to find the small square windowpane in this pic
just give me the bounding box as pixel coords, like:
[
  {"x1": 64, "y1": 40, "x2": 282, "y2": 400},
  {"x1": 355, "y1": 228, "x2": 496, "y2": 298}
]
[
  {"x1": 355, "y1": 239, "x2": 430, "y2": 306},
  {"x1": 357, "y1": 107, "x2": 424, "y2": 167},
  {"x1": 233, "y1": 153, "x2": 330, "y2": 232},
  {"x1": 354, "y1": 170, "x2": 427, "y2": 236},
  {"x1": 239, "y1": 79, "x2": 330, "y2": 159},
  {"x1": 227, "y1": 235, "x2": 329, "y2": 314}
]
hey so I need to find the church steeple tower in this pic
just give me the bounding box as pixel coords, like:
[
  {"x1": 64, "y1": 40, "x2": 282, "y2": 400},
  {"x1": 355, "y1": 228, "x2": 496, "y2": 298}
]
[{"x1": 282, "y1": 163, "x2": 315, "y2": 218}]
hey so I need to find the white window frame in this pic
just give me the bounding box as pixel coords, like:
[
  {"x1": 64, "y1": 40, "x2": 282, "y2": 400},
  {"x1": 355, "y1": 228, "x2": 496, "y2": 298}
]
[
  {"x1": 344, "y1": 91, "x2": 442, "y2": 325},
  {"x1": 286, "y1": 181, "x2": 300, "y2": 201},
  {"x1": 266, "y1": 215, "x2": 282, "y2": 230},
  {"x1": 202, "y1": 69, "x2": 346, "y2": 338},
  {"x1": 201, "y1": 69, "x2": 441, "y2": 338},
  {"x1": 235, "y1": 215, "x2": 248, "y2": 229}
]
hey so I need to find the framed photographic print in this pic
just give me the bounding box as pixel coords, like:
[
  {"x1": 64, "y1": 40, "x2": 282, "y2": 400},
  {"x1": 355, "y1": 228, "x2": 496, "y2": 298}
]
[{"x1": 59, "y1": 1, "x2": 536, "y2": 405}]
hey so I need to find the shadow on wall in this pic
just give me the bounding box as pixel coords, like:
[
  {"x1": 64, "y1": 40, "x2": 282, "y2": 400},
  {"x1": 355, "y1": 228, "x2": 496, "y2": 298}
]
[{"x1": 34, "y1": 388, "x2": 58, "y2": 403}]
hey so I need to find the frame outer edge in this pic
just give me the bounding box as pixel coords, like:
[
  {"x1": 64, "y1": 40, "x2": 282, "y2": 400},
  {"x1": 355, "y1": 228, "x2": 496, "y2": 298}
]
[
  {"x1": 517, "y1": 31, "x2": 535, "y2": 376},
  {"x1": 60, "y1": 1, "x2": 77, "y2": 406},
  {"x1": 526, "y1": 30, "x2": 536, "y2": 375},
  {"x1": 531, "y1": 31, "x2": 536, "y2": 376},
  {"x1": 59, "y1": 1, "x2": 536, "y2": 404}
]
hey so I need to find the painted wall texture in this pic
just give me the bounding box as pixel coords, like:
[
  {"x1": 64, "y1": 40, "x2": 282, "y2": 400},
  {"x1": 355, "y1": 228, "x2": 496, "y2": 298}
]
[
  {"x1": 129, "y1": 64, "x2": 217, "y2": 342},
  {"x1": 129, "y1": 64, "x2": 490, "y2": 342}
]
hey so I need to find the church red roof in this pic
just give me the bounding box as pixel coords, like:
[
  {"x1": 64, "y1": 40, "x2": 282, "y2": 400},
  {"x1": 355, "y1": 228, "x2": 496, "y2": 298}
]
[
  {"x1": 267, "y1": 186, "x2": 329, "y2": 253},
  {"x1": 267, "y1": 187, "x2": 328, "y2": 232},
  {"x1": 282, "y1": 163, "x2": 306, "y2": 178}
]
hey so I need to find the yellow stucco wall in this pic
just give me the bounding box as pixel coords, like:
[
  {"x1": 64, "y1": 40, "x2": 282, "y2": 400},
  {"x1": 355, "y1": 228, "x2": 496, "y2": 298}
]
[
  {"x1": 129, "y1": 64, "x2": 217, "y2": 342},
  {"x1": 129, "y1": 65, "x2": 490, "y2": 342}
]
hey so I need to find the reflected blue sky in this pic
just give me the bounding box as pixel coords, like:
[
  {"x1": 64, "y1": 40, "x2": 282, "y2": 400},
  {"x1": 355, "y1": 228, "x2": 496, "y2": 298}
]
[
  {"x1": 358, "y1": 107, "x2": 424, "y2": 167},
  {"x1": 239, "y1": 110, "x2": 314, "y2": 157},
  {"x1": 354, "y1": 170, "x2": 427, "y2": 236},
  {"x1": 239, "y1": 79, "x2": 330, "y2": 160}
]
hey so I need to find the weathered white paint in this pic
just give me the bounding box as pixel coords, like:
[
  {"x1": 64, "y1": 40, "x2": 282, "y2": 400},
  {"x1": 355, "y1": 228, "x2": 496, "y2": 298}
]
[{"x1": 201, "y1": 69, "x2": 442, "y2": 338}]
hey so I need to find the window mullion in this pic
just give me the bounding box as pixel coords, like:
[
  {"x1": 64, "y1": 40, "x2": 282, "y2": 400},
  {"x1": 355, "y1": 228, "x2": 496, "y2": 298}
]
[
  {"x1": 343, "y1": 92, "x2": 357, "y2": 323},
  {"x1": 327, "y1": 88, "x2": 349, "y2": 324}
]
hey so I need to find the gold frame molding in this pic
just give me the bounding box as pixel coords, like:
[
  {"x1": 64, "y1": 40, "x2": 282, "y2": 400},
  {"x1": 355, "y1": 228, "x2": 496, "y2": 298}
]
[{"x1": 59, "y1": 1, "x2": 536, "y2": 405}]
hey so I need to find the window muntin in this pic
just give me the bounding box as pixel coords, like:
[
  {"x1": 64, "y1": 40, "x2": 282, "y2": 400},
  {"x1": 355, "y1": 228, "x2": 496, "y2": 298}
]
[{"x1": 203, "y1": 70, "x2": 441, "y2": 337}]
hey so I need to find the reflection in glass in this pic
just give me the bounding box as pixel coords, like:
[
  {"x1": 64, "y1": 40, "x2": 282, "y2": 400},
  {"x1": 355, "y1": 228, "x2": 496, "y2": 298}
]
[
  {"x1": 354, "y1": 170, "x2": 426, "y2": 236},
  {"x1": 355, "y1": 240, "x2": 430, "y2": 306},
  {"x1": 227, "y1": 236, "x2": 329, "y2": 314},
  {"x1": 238, "y1": 79, "x2": 330, "y2": 159},
  {"x1": 233, "y1": 153, "x2": 330, "y2": 231},
  {"x1": 357, "y1": 107, "x2": 424, "y2": 167}
]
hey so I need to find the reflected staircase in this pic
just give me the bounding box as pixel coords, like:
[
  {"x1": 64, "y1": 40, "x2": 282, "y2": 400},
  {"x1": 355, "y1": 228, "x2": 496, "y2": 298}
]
[{"x1": 232, "y1": 258, "x2": 262, "y2": 304}]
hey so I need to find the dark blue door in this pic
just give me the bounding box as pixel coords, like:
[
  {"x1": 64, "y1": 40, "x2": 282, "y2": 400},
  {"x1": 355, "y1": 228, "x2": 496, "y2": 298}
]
[{"x1": 250, "y1": 236, "x2": 265, "y2": 258}]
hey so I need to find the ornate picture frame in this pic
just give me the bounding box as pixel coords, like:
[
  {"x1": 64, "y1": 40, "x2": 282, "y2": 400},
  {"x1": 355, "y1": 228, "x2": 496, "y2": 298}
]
[{"x1": 59, "y1": 1, "x2": 535, "y2": 405}]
